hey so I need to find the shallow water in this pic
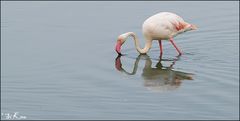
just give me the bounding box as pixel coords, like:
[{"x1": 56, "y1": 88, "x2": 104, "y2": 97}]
[{"x1": 1, "y1": 1, "x2": 239, "y2": 120}]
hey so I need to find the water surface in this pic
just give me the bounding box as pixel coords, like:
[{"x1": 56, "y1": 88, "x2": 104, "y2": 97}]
[{"x1": 1, "y1": 1, "x2": 239, "y2": 120}]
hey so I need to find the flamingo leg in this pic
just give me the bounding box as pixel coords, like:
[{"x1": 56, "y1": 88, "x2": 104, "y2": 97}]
[
  {"x1": 169, "y1": 38, "x2": 182, "y2": 55},
  {"x1": 158, "y1": 40, "x2": 163, "y2": 55}
]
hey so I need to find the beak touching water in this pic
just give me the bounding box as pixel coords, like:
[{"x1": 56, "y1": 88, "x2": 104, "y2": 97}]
[{"x1": 115, "y1": 39, "x2": 122, "y2": 55}]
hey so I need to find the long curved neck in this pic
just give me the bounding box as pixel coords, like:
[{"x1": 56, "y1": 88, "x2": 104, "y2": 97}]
[{"x1": 121, "y1": 32, "x2": 152, "y2": 54}]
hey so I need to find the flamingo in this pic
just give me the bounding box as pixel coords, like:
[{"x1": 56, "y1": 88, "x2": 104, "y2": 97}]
[{"x1": 115, "y1": 12, "x2": 197, "y2": 55}]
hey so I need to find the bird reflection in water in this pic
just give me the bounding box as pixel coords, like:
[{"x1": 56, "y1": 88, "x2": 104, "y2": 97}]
[{"x1": 115, "y1": 55, "x2": 194, "y2": 92}]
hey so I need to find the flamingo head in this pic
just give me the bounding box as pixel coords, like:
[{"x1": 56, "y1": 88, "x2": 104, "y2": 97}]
[{"x1": 115, "y1": 35, "x2": 125, "y2": 55}]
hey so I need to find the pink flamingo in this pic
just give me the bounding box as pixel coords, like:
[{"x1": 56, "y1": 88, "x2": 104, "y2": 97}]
[{"x1": 115, "y1": 12, "x2": 197, "y2": 55}]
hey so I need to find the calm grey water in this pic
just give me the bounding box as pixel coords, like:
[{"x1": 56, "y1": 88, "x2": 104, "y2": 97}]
[{"x1": 1, "y1": 1, "x2": 239, "y2": 120}]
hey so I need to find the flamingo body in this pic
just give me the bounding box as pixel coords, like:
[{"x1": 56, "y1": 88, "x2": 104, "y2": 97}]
[
  {"x1": 143, "y1": 12, "x2": 187, "y2": 40},
  {"x1": 115, "y1": 12, "x2": 197, "y2": 55}
]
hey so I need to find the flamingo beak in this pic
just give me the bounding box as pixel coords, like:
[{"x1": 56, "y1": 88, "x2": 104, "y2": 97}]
[{"x1": 115, "y1": 40, "x2": 122, "y2": 55}]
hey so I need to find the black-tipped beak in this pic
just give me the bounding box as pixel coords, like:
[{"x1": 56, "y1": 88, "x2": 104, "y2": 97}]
[{"x1": 118, "y1": 52, "x2": 122, "y2": 56}]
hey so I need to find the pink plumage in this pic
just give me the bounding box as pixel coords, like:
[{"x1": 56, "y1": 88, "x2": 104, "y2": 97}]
[{"x1": 115, "y1": 12, "x2": 197, "y2": 55}]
